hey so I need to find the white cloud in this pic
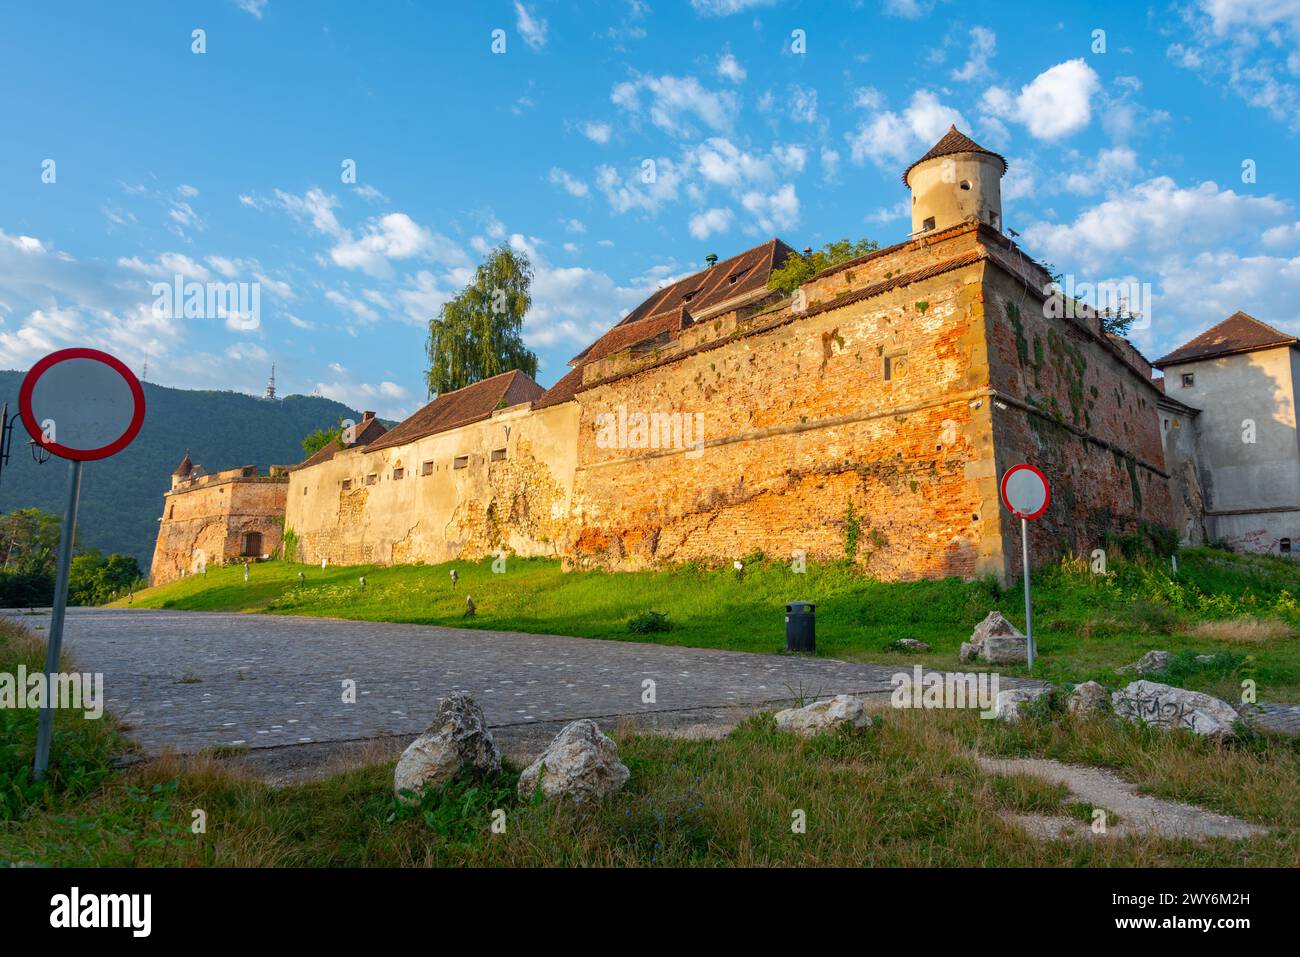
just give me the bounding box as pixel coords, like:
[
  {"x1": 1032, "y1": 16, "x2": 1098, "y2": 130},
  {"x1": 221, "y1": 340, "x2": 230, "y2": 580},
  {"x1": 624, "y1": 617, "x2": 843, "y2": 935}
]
[
  {"x1": 820, "y1": 147, "x2": 841, "y2": 182},
  {"x1": 328, "y1": 212, "x2": 465, "y2": 279},
  {"x1": 688, "y1": 207, "x2": 734, "y2": 239},
  {"x1": 717, "y1": 52, "x2": 746, "y2": 83},
  {"x1": 788, "y1": 85, "x2": 818, "y2": 124},
  {"x1": 580, "y1": 121, "x2": 612, "y2": 144},
  {"x1": 845, "y1": 90, "x2": 968, "y2": 167},
  {"x1": 773, "y1": 144, "x2": 807, "y2": 174},
  {"x1": 235, "y1": 0, "x2": 267, "y2": 19},
  {"x1": 548, "y1": 167, "x2": 590, "y2": 197},
  {"x1": 952, "y1": 26, "x2": 996, "y2": 82},
  {"x1": 611, "y1": 74, "x2": 739, "y2": 137},
  {"x1": 514, "y1": 2, "x2": 548, "y2": 50},
  {"x1": 690, "y1": 0, "x2": 777, "y2": 15},
  {"x1": 596, "y1": 159, "x2": 684, "y2": 215},
  {"x1": 1061, "y1": 147, "x2": 1140, "y2": 195},
  {"x1": 1022, "y1": 176, "x2": 1291, "y2": 273},
  {"x1": 982, "y1": 59, "x2": 1101, "y2": 140},
  {"x1": 740, "y1": 183, "x2": 799, "y2": 234}
]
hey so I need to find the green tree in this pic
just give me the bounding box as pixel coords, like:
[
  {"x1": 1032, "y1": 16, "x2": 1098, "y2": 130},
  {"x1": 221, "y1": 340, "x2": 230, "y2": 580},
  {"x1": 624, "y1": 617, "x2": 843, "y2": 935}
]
[
  {"x1": 301, "y1": 418, "x2": 347, "y2": 458},
  {"x1": 767, "y1": 238, "x2": 880, "y2": 296},
  {"x1": 68, "y1": 549, "x2": 144, "y2": 606},
  {"x1": 0, "y1": 508, "x2": 62, "y2": 577},
  {"x1": 425, "y1": 243, "x2": 538, "y2": 396}
]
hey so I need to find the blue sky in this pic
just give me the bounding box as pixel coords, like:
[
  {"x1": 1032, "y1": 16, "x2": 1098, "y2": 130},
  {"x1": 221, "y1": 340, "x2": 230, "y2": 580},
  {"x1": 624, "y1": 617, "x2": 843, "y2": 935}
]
[{"x1": 2, "y1": 0, "x2": 1299, "y2": 419}]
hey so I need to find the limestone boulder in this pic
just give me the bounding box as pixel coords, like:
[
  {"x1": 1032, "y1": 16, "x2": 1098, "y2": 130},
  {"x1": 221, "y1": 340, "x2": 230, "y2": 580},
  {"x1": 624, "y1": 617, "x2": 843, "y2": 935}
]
[
  {"x1": 775, "y1": 694, "x2": 874, "y2": 736},
  {"x1": 1133, "y1": 650, "x2": 1171, "y2": 675},
  {"x1": 1111, "y1": 681, "x2": 1240, "y2": 740},
  {"x1": 991, "y1": 688, "x2": 1048, "y2": 722},
  {"x1": 962, "y1": 611, "x2": 1029, "y2": 664},
  {"x1": 1066, "y1": 680, "x2": 1110, "y2": 717},
  {"x1": 517, "y1": 719, "x2": 629, "y2": 803},
  {"x1": 394, "y1": 692, "x2": 501, "y2": 801},
  {"x1": 891, "y1": 638, "x2": 930, "y2": 653}
]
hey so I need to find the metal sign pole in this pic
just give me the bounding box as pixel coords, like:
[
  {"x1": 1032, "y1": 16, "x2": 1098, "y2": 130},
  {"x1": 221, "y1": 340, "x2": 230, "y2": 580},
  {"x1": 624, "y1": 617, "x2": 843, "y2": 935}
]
[
  {"x1": 33, "y1": 458, "x2": 83, "y2": 782},
  {"x1": 1021, "y1": 516, "x2": 1034, "y2": 672}
]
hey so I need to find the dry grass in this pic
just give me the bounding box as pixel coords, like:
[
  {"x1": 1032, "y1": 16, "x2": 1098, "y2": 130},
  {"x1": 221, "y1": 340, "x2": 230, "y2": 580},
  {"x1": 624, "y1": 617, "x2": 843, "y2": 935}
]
[{"x1": 1187, "y1": 618, "x2": 1297, "y2": 644}]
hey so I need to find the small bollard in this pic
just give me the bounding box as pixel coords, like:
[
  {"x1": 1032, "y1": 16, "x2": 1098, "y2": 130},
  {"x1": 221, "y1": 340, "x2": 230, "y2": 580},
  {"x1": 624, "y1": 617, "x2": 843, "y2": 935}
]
[{"x1": 785, "y1": 601, "x2": 815, "y2": 653}]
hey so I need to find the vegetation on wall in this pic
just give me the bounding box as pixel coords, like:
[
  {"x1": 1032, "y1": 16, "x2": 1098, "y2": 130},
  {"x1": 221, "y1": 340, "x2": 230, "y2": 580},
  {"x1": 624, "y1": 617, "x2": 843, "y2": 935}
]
[{"x1": 768, "y1": 238, "x2": 879, "y2": 297}]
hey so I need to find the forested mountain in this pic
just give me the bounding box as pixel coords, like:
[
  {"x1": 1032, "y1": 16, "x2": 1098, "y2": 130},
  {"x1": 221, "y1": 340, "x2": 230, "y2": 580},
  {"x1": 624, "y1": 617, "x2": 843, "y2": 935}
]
[{"x1": 0, "y1": 371, "x2": 361, "y2": 569}]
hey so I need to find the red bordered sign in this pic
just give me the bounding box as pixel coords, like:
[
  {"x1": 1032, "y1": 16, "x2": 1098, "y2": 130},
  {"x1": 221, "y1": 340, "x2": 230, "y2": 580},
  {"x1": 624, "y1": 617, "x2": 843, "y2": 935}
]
[
  {"x1": 1000, "y1": 463, "x2": 1051, "y2": 521},
  {"x1": 19, "y1": 348, "x2": 146, "y2": 461}
]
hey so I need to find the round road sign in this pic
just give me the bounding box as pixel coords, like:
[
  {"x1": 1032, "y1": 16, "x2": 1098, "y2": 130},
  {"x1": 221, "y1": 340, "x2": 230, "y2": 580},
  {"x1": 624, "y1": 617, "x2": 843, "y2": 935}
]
[
  {"x1": 1000, "y1": 463, "x2": 1051, "y2": 521},
  {"x1": 18, "y1": 348, "x2": 145, "y2": 461}
]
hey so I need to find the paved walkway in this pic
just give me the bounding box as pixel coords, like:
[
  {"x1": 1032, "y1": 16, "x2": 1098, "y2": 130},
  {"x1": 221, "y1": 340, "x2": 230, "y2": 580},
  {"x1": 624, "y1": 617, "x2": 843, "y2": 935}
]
[{"x1": 2, "y1": 608, "x2": 964, "y2": 755}]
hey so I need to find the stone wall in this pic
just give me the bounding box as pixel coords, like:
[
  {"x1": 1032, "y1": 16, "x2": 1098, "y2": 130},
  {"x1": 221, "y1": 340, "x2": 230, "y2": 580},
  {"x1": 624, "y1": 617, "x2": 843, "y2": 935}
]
[
  {"x1": 981, "y1": 260, "x2": 1174, "y2": 568},
  {"x1": 150, "y1": 476, "x2": 288, "y2": 585},
  {"x1": 283, "y1": 401, "x2": 580, "y2": 567}
]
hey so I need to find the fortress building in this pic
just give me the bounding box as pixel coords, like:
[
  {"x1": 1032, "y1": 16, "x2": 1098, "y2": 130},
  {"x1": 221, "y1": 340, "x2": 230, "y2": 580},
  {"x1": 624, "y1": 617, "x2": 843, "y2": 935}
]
[{"x1": 149, "y1": 128, "x2": 1298, "y2": 586}]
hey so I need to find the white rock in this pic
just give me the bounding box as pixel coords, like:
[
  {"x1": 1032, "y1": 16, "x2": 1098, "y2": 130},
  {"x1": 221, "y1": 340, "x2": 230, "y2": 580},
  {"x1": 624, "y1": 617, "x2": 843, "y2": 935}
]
[
  {"x1": 394, "y1": 692, "x2": 501, "y2": 801},
  {"x1": 1133, "y1": 650, "x2": 1171, "y2": 675},
  {"x1": 965, "y1": 611, "x2": 1029, "y2": 664},
  {"x1": 774, "y1": 694, "x2": 873, "y2": 736},
  {"x1": 1066, "y1": 680, "x2": 1110, "y2": 717},
  {"x1": 892, "y1": 638, "x2": 931, "y2": 652},
  {"x1": 1111, "y1": 681, "x2": 1240, "y2": 740},
  {"x1": 517, "y1": 719, "x2": 629, "y2": 803},
  {"x1": 992, "y1": 688, "x2": 1048, "y2": 722}
]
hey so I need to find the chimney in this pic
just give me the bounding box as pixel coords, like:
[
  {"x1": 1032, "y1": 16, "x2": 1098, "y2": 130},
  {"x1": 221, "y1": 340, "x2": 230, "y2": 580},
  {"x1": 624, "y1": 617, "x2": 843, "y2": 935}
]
[
  {"x1": 362, "y1": 411, "x2": 375, "y2": 422},
  {"x1": 803, "y1": 246, "x2": 813, "y2": 257}
]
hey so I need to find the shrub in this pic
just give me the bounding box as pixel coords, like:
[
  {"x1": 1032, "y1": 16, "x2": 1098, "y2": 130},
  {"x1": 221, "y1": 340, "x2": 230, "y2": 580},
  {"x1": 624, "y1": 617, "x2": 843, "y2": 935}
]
[{"x1": 628, "y1": 610, "x2": 672, "y2": 634}]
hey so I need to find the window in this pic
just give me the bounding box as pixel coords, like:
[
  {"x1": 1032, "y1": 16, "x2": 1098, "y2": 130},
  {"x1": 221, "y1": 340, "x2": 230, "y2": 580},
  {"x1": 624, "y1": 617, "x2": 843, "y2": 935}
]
[
  {"x1": 1181, "y1": 373, "x2": 1195, "y2": 388},
  {"x1": 491, "y1": 448, "x2": 507, "y2": 462},
  {"x1": 959, "y1": 180, "x2": 971, "y2": 191},
  {"x1": 240, "y1": 532, "x2": 263, "y2": 558},
  {"x1": 168, "y1": 504, "x2": 174, "y2": 519},
  {"x1": 1282, "y1": 538, "x2": 1292, "y2": 556},
  {"x1": 392, "y1": 468, "x2": 404, "y2": 480},
  {"x1": 682, "y1": 288, "x2": 701, "y2": 303},
  {"x1": 728, "y1": 268, "x2": 749, "y2": 285},
  {"x1": 421, "y1": 461, "x2": 433, "y2": 476},
  {"x1": 987, "y1": 210, "x2": 999, "y2": 228},
  {"x1": 453, "y1": 455, "x2": 469, "y2": 470},
  {"x1": 365, "y1": 473, "x2": 377, "y2": 486},
  {"x1": 922, "y1": 216, "x2": 935, "y2": 231},
  {"x1": 341, "y1": 479, "x2": 352, "y2": 490},
  {"x1": 884, "y1": 353, "x2": 908, "y2": 381},
  {"x1": 303, "y1": 486, "x2": 308, "y2": 495}
]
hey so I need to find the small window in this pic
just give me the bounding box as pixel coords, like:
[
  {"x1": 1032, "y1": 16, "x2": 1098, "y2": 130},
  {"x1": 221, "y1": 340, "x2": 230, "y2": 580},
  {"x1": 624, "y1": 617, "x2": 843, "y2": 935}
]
[
  {"x1": 303, "y1": 486, "x2": 308, "y2": 495},
  {"x1": 682, "y1": 288, "x2": 701, "y2": 303},
  {"x1": 959, "y1": 180, "x2": 971, "y2": 191},
  {"x1": 1282, "y1": 538, "x2": 1292, "y2": 555},
  {"x1": 168, "y1": 504, "x2": 174, "y2": 519},
  {"x1": 421, "y1": 461, "x2": 434, "y2": 476},
  {"x1": 392, "y1": 468, "x2": 404, "y2": 480},
  {"x1": 365, "y1": 473, "x2": 376, "y2": 486},
  {"x1": 728, "y1": 268, "x2": 749, "y2": 285},
  {"x1": 1181, "y1": 373, "x2": 1195, "y2": 388},
  {"x1": 884, "y1": 353, "x2": 908, "y2": 381},
  {"x1": 491, "y1": 448, "x2": 507, "y2": 462},
  {"x1": 453, "y1": 456, "x2": 469, "y2": 470},
  {"x1": 987, "y1": 210, "x2": 999, "y2": 227},
  {"x1": 341, "y1": 479, "x2": 352, "y2": 490},
  {"x1": 922, "y1": 216, "x2": 935, "y2": 231}
]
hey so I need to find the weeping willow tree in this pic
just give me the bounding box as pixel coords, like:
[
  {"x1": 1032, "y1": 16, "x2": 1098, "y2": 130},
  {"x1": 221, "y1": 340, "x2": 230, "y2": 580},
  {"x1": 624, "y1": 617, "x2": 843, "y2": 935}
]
[{"x1": 425, "y1": 244, "x2": 539, "y2": 396}]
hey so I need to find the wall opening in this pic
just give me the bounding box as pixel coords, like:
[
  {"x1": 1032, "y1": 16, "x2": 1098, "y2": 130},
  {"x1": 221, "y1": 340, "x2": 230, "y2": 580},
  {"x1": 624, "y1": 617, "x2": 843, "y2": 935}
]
[{"x1": 240, "y1": 531, "x2": 263, "y2": 557}]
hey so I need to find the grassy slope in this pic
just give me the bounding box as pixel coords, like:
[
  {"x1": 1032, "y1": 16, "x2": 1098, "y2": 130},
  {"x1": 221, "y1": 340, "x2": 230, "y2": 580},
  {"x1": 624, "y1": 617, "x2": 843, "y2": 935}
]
[{"x1": 114, "y1": 547, "x2": 1300, "y2": 702}]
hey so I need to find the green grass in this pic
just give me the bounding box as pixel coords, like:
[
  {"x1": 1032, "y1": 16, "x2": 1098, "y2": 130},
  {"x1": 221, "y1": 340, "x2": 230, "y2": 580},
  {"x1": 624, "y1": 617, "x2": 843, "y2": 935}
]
[{"x1": 115, "y1": 547, "x2": 1300, "y2": 702}]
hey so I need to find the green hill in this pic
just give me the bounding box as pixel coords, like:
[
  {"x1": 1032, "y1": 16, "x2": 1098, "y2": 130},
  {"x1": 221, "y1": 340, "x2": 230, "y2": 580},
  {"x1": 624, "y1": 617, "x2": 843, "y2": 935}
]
[{"x1": 0, "y1": 371, "x2": 362, "y2": 570}]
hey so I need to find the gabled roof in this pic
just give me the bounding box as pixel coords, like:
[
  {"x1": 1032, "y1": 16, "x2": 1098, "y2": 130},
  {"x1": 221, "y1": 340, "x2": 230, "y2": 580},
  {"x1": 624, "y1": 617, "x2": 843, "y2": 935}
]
[
  {"x1": 903, "y1": 125, "x2": 1008, "y2": 185},
  {"x1": 363, "y1": 370, "x2": 543, "y2": 453},
  {"x1": 1154, "y1": 311, "x2": 1299, "y2": 368},
  {"x1": 295, "y1": 415, "x2": 390, "y2": 470},
  {"x1": 537, "y1": 238, "x2": 795, "y2": 408}
]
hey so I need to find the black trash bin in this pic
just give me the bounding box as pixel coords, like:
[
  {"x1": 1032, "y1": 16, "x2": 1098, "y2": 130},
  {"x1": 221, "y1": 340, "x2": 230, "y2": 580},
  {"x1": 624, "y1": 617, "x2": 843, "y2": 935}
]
[{"x1": 785, "y1": 601, "x2": 815, "y2": 653}]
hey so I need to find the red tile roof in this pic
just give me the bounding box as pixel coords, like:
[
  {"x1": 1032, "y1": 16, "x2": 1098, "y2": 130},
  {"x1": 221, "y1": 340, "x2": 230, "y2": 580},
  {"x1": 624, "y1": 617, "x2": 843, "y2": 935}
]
[
  {"x1": 294, "y1": 415, "x2": 390, "y2": 470},
  {"x1": 1154, "y1": 311, "x2": 1299, "y2": 368},
  {"x1": 363, "y1": 370, "x2": 543, "y2": 452},
  {"x1": 536, "y1": 238, "x2": 794, "y2": 408},
  {"x1": 903, "y1": 125, "x2": 1008, "y2": 186}
]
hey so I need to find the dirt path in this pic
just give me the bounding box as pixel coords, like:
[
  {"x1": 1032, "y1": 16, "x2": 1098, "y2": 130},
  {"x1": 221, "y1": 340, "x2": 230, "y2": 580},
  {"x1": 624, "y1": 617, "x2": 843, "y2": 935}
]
[{"x1": 977, "y1": 756, "x2": 1267, "y2": 841}]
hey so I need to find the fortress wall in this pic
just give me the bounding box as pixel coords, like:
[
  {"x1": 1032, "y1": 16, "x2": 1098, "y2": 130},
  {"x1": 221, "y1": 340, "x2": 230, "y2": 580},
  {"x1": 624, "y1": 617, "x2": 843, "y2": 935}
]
[
  {"x1": 284, "y1": 401, "x2": 580, "y2": 567},
  {"x1": 566, "y1": 240, "x2": 1001, "y2": 581},
  {"x1": 149, "y1": 478, "x2": 287, "y2": 585},
  {"x1": 982, "y1": 265, "x2": 1174, "y2": 574}
]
